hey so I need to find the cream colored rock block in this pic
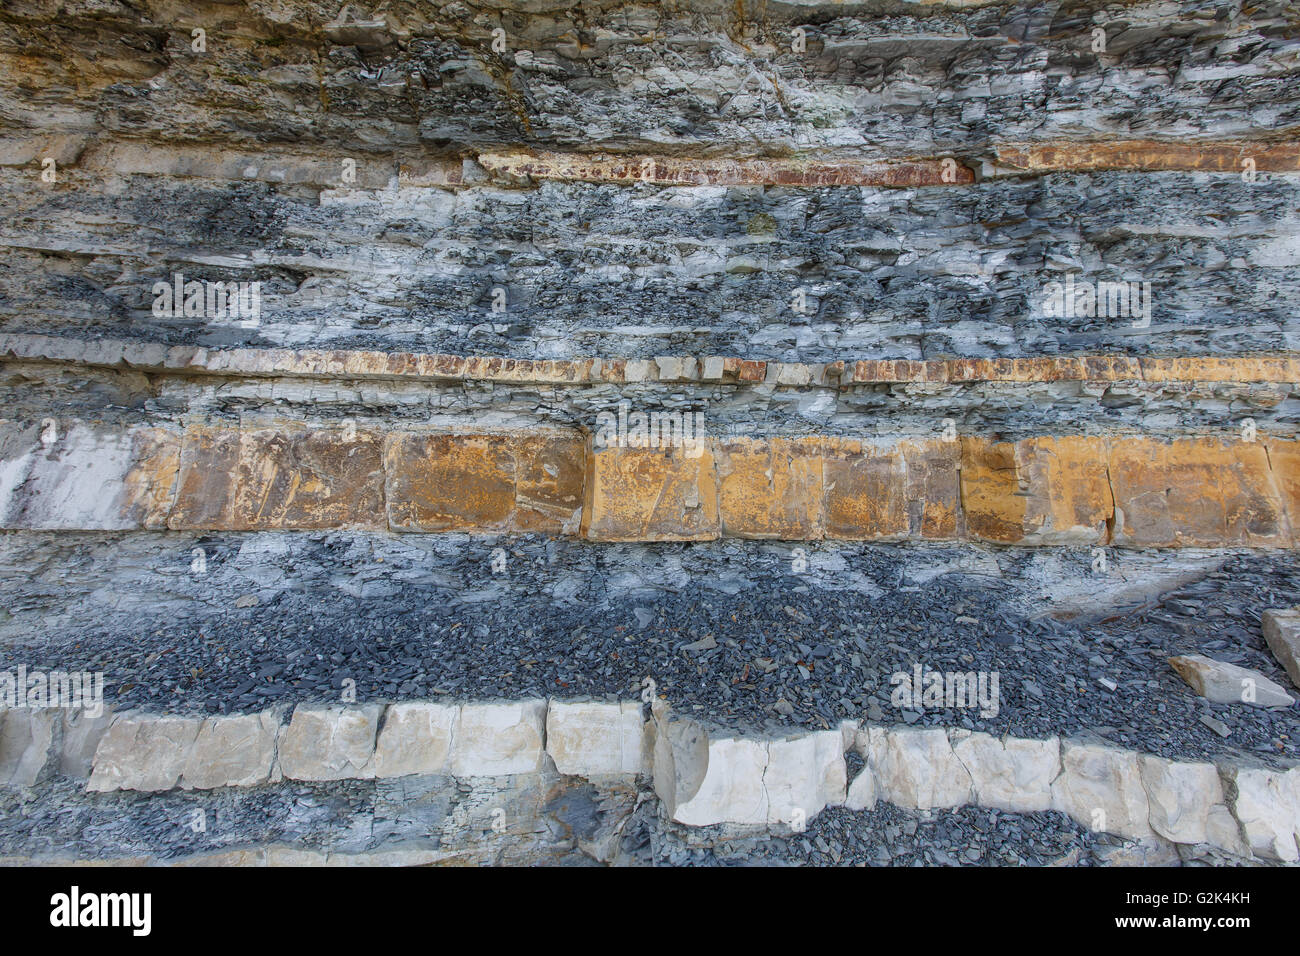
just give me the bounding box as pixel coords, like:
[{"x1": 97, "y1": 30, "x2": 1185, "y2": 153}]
[
  {"x1": 277, "y1": 704, "x2": 381, "y2": 781},
  {"x1": 1136, "y1": 756, "x2": 1224, "y2": 845},
  {"x1": 546, "y1": 700, "x2": 647, "y2": 777},
  {"x1": 867, "y1": 727, "x2": 973, "y2": 810},
  {"x1": 672, "y1": 737, "x2": 770, "y2": 827},
  {"x1": 1205, "y1": 804, "x2": 1251, "y2": 858},
  {"x1": 1224, "y1": 766, "x2": 1300, "y2": 862},
  {"x1": 950, "y1": 731, "x2": 1059, "y2": 812},
  {"x1": 1051, "y1": 741, "x2": 1153, "y2": 841},
  {"x1": 764, "y1": 731, "x2": 847, "y2": 825},
  {"x1": 87, "y1": 714, "x2": 202, "y2": 792},
  {"x1": 182, "y1": 712, "x2": 280, "y2": 789},
  {"x1": 651, "y1": 712, "x2": 708, "y2": 818},
  {"x1": 372, "y1": 701, "x2": 459, "y2": 777},
  {"x1": 0, "y1": 708, "x2": 59, "y2": 788},
  {"x1": 449, "y1": 700, "x2": 546, "y2": 776},
  {"x1": 1168, "y1": 654, "x2": 1294, "y2": 707}
]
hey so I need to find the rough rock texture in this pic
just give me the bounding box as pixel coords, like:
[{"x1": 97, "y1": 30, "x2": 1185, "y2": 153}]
[
  {"x1": 1136, "y1": 755, "x2": 1225, "y2": 846},
  {"x1": 3, "y1": 1, "x2": 1300, "y2": 361},
  {"x1": 371, "y1": 701, "x2": 458, "y2": 778},
  {"x1": 5, "y1": 421, "x2": 1300, "y2": 548},
  {"x1": 1222, "y1": 765, "x2": 1300, "y2": 862},
  {"x1": 182, "y1": 712, "x2": 280, "y2": 790},
  {"x1": 86, "y1": 714, "x2": 202, "y2": 793},
  {"x1": 546, "y1": 700, "x2": 648, "y2": 778},
  {"x1": 449, "y1": 700, "x2": 547, "y2": 776}
]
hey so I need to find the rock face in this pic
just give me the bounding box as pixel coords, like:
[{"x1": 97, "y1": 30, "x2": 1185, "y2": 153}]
[
  {"x1": 1168, "y1": 655, "x2": 1295, "y2": 708},
  {"x1": 4, "y1": 2, "x2": 1300, "y2": 362},
  {"x1": 371, "y1": 701, "x2": 458, "y2": 778},
  {"x1": 182, "y1": 713, "x2": 280, "y2": 790},
  {"x1": 653, "y1": 714, "x2": 846, "y2": 826},
  {"x1": 449, "y1": 701, "x2": 547, "y2": 777},
  {"x1": 0, "y1": 708, "x2": 59, "y2": 788},
  {"x1": 1136, "y1": 756, "x2": 1227, "y2": 846},
  {"x1": 3, "y1": 0, "x2": 1299, "y2": 869},
  {"x1": 0, "y1": 698, "x2": 1284, "y2": 864},
  {"x1": 1, "y1": 425, "x2": 1297, "y2": 548},
  {"x1": 1222, "y1": 765, "x2": 1300, "y2": 862}
]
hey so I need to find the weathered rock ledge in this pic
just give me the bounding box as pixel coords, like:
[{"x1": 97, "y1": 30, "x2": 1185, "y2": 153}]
[
  {"x1": 1, "y1": 417, "x2": 1298, "y2": 547},
  {"x1": 3, "y1": 697, "x2": 1297, "y2": 863}
]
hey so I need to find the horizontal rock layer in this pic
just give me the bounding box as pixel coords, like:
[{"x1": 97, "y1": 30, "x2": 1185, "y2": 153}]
[
  {"x1": 5, "y1": 167, "x2": 1299, "y2": 362},
  {"x1": 5, "y1": 420, "x2": 1300, "y2": 547},
  {"x1": 5, "y1": 0, "x2": 1298, "y2": 158},
  {"x1": 11, "y1": 697, "x2": 1295, "y2": 862},
  {"x1": 6, "y1": 334, "x2": 1300, "y2": 387}
]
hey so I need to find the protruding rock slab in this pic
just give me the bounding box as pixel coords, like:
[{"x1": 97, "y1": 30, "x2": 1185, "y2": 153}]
[
  {"x1": 0, "y1": 708, "x2": 59, "y2": 788},
  {"x1": 764, "y1": 731, "x2": 846, "y2": 824},
  {"x1": 449, "y1": 700, "x2": 547, "y2": 776},
  {"x1": 582, "y1": 445, "x2": 720, "y2": 541},
  {"x1": 1222, "y1": 766, "x2": 1300, "y2": 862},
  {"x1": 1136, "y1": 756, "x2": 1226, "y2": 846},
  {"x1": 1169, "y1": 655, "x2": 1294, "y2": 708},
  {"x1": 372, "y1": 701, "x2": 458, "y2": 777},
  {"x1": 1109, "y1": 438, "x2": 1285, "y2": 548},
  {"x1": 654, "y1": 716, "x2": 846, "y2": 826},
  {"x1": 478, "y1": 151, "x2": 975, "y2": 187},
  {"x1": 824, "y1": 439, "x2": 960, "y2": 540},
  {"x1": 1261, "y1": 607, "x2": 1300, "y2": 689},
  {"x1": 546, "y1": 700, "x2": 648, "y2": 777},
  {"x1": 182, "y1": 713, "x2": 279, "y2": 790},
  {"x1": 278, "y1": 704, "x2": 381, "y2": 782},
  {"x1": 950, "y1": 731, "x2": 1059, "y2": 812},
  {"x1": 385, "y1": 432, "x2": 584, "y2": 534},
  {"x1": 960, "y1": 436, "x2": 1110, "y2": 545},
  {"x1": 88, "y1": 714, "x2": 202, "y2": 792},
  {"x1": 864, "y1": 727, "x2": 972, "y2": 810},
  {"x1": 170, "y1": 426, "x2": 385, "y2": 531},
  {"x1": 0, "y1": 422, "x2": 179, "y2": 530},
  {"x1": 672, "y1": 736, "x2": 770, "y2": 826},
  {"x1": 1051, "y1": 741, "x2": 1153, "y2": 841},
  {"x1": 716, "y1": 438, "x2": 825, "y2": 539}
]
